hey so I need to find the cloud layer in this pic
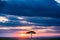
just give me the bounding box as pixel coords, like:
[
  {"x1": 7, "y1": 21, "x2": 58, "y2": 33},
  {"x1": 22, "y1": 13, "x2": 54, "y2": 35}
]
[{"x1": 0, "y1": 14, "x2": 60, "y2": 26}]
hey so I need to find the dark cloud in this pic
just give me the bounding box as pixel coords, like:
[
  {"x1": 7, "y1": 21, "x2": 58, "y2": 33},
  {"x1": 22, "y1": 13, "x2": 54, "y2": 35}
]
[
  {"x1": 25, "y1": 17, "x2": 60, "y2": 26},
  {"x1": 0, "y1": 0, "x2": 60, "y2": 18}
]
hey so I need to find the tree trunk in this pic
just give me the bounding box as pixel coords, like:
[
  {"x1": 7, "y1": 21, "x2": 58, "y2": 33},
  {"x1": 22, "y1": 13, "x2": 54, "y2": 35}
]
[{"x1": 31, "y1": 33, "x2": 32, "y2": 40}]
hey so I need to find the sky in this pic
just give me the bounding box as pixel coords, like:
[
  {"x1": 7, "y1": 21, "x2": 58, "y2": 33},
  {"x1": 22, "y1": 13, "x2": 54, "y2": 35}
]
[
  {"x1": 0, "y1": 0, "x2": 60, "y2": 18},
  {"x1": 0, "y1": 0, "x2": 60, "y2": 38}
]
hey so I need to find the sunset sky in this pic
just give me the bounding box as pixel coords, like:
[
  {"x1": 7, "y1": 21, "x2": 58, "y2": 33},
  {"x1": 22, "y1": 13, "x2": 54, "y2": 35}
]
[
  {"x1": 0, "y1": 0, "x2": 60, "y2": 38},
  {"x1": 0, "y1": 14, "x2": 60, "y2": 38}
]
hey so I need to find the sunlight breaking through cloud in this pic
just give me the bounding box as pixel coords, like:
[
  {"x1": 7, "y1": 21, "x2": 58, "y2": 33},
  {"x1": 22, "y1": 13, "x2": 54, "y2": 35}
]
[
  {"x1": 55, "y1": 0, "x2": 60, "y2": 3},
  {"x1": 17, "y1": 17, "x2": 24, "y2": 20},
  {"x1": 0, "y1": 16, "x2": 9, "y2": 23}
]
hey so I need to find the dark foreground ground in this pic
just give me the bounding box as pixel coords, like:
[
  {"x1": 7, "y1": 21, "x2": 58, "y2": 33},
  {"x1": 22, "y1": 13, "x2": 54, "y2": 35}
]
[{"x1": 0, "y1": 37, "x2": 60, "y2": 40}]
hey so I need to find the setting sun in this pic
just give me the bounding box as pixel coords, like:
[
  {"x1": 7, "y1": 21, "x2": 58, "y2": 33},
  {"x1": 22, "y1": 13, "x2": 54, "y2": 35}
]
[
  {"x1": 17, "y1": 34, "x2": 28, "y2": 38},
  {"x1": 20, "y1": 34, "x2": 26, "y2": 36}
]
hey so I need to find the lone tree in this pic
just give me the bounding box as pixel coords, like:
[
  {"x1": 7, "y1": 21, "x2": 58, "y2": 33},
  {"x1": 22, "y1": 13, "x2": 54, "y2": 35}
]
[{"x1": 26, "y1": 31, "x2": 36, "y2": 40}]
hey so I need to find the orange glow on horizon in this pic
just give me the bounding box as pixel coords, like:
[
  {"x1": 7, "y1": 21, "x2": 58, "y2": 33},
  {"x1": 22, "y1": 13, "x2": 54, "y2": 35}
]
[
  {"x1": 0, "y1": 26, "x2": 60, "y2": 38},
  {"x1": 19, "y1": 34, "x2": 26, "y2": 37},
  {"x1": 16, "y1": 34, "x2": 30, "y2": 38},
  {"x1": 14, "y1": 32, "x2": 60, "y2": 38}
]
